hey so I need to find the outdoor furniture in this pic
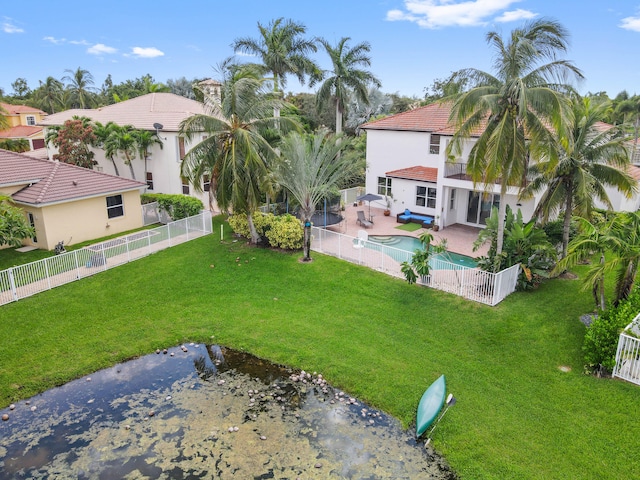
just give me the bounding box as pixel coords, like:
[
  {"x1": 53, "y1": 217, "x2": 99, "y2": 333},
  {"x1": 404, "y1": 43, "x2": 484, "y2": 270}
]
[
  {"x1": 357, "y1": 210, "x2": 373, "y2": 228},
  {"x1": 354, "y1": 229, "x2": 369, "y2": 248},
  {"x1": 396, "y1": 209, "x2": 434, "y2": 228}
]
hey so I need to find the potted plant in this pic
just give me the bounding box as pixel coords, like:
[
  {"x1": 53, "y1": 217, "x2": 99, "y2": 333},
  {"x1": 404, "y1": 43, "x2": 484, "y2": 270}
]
[{"x1": 383, "y1": 194, "x2": 393, "y2": 216}]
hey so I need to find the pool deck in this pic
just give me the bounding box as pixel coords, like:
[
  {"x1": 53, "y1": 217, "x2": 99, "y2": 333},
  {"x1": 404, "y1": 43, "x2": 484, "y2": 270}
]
[{"x1": 325, "y1": 204, "x2": 489, "y2": 258}]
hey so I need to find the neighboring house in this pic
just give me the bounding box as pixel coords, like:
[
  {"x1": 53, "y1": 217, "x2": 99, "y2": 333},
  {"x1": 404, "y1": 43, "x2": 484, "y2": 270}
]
[
  {"x1": 361, "y1": 103, "x2": 640, "y2": 230},
  {"x1": 40, "y1": 93, "x2": 212, "y2": 209},
  {"x1": 0, "y1": 103, "x2": 48, "y2": 150},
  {"x1": 0, "y1": 149, "x2": 145, "y2": 250}
]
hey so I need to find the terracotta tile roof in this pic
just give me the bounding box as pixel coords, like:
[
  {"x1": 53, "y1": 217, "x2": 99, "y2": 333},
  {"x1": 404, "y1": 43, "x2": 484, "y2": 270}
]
[
  {"x1": 626, "y1": 164, "x2": 640, "y2": 181},
  {"x1": 0, "y1": 125, "x2": 43, "y2": 138},
  {"x1": 0, "y1": 102, "x2": 46, "y2": 115},
  {"x1": 39, "y1": 93, "x2": 208, "y2": 132},
  {"x1": 386, "y1": 166, "x2": 438, "y2": 182},
  {"x1": 0, "y1": 149, "x2": 145, "y2": 206},
  {"x1": 361, "y1": 102, "x2": 488, "y2": 137}
]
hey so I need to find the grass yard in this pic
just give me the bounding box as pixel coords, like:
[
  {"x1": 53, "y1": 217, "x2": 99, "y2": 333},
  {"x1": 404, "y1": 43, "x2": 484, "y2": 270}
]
[
  {"x1": 0, "y1": 216, "x2": 637, "y2": 479},
  {"x1": 395, "y1": 221, "x2": 424, "y2": 232}
]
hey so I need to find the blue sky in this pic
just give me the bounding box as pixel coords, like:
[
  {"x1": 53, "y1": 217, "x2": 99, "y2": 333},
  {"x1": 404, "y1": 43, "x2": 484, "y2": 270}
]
[{"x1": 2, "y1": 1, "x2": 639, "y2": 99}]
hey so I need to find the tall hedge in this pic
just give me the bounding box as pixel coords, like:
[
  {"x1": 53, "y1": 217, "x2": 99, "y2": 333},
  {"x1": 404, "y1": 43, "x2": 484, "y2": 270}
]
[{"x1": 141, "y1": 194, "x2": 203, "y2": 221}]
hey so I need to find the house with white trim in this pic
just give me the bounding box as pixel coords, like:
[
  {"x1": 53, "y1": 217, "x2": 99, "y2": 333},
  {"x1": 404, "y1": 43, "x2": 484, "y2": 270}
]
[
  {"x1": 39, "y1": 93, "x2": 212, "y2": 209},
  {"x1": 361, "y1": 103, "x2": 640, "y2": 230},
  {"x1": 0, "y1": 103, "x2": 48, "y2": 151}
]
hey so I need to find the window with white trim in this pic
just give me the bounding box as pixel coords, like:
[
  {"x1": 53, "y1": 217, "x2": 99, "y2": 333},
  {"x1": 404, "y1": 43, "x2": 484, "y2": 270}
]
[
  {"x1": 26, "y1": 115, "x2": 36, "y2": 126},
  {"x1": 429, "y1": 134, "x2": 441, "y2": 154},
  {"x1": 106, "y1": 194, "x2": 124, "y2": 218},
  {"x1": 146, "y1": 172, "x2": 154, "y2": 190},
  {"x1": 182, "y1": 177, "x2": 190, "y2": 195},
  {"x1": 416, "y1": 186, "x2": 437, "y2": 208},
  {"x1": 203, "y1": 174, "x2": 210, "y2": 192},
  {"x1": 377, "y1": 176, "x2": 392, "y2": 196}
]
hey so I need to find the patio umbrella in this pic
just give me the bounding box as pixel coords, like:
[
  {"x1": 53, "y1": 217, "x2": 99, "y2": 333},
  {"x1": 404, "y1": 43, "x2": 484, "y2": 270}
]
[{"x1": 356, "y1": 193, "x2": 383, "y2": 221}]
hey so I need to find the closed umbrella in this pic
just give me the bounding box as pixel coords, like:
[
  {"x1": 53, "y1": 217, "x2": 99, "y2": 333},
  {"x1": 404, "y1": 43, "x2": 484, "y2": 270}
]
[{"x1": 356, "y1": 193, "x2": 382, "y2": 221}]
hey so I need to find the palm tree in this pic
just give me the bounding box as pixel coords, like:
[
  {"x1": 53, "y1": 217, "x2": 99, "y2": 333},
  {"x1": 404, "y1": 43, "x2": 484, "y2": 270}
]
[
  {"x1": 0, "y1": 138, "x2": 30, "y2": 152},
  {"x1": 522, "y1": 96, "x2": 635, "y2": 259},
  {"x1": 446, "y1": 19, "x2": 583, "y2": 265},
  {"x1": 179, "y1": 64, "x2": 300, "y2": 243},
  {"x1": 314, "y1": 37, "x2": 381, "y2": 134},
  {"x1": 273, "y1": 129, "x2": 357, "y2": 261},
  {"x1": 0, "y1": 104, "x2": 8, "y2": 130},
  {"x1": 616, "y1": 95, "x2": 640, "y2": 161},
  {"x1": 92, "y1": 121, "x2": 122, "y2": 176},
  {"x1": 33, "y1": 76, "x2": 64, "y2": 113},
  {"x1": 232, "y1": 18, "x2": 319, "y2": 97},
  {"x1": 63, "y1": 67, "x2": 97, "y2": 109},
  {"x1": 111, "y1": 125, "x2": 138, "y2": 179},
  {"x1": 133, "y1": 129, "x2": 163, "y2": 184}
]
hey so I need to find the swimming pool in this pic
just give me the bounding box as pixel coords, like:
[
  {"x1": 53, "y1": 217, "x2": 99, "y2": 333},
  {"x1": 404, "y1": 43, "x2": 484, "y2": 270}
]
[{"x1": 365, "y1": 235, "x2": 478, "y2": 268}]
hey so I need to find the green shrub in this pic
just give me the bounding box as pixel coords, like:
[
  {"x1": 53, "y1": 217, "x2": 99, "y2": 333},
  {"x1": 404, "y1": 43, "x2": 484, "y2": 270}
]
[
  {"x1": 141, "y1": 194, "x2": 203, "y2": 220},
  {"x1": 583, "y1": 285, "x2": 640, "y2": 374},
  {"x1": 227, "y1": 212, "x2": 303, "y2": 250}
]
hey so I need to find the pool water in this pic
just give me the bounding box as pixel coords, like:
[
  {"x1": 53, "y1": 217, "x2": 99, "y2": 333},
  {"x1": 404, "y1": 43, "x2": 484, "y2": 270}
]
[{"x1": 366, "y1": 235, "x2": 478, "y2": 268}]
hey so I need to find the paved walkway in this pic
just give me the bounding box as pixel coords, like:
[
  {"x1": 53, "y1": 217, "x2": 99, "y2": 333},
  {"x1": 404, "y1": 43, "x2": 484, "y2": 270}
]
[{"x1": 324, "y1": 204, "x2": 488, "y2": 257}]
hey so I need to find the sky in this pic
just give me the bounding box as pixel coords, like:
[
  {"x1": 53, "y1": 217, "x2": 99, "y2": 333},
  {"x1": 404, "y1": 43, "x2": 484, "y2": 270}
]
[{"x1": 2, "y1": 0, "x2": 640, "y2": 99}]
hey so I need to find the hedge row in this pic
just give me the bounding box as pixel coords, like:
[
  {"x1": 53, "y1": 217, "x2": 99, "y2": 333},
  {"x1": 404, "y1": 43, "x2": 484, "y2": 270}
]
[{"x1": 141, "y1": 194, "x2": 203, "y2": 221}]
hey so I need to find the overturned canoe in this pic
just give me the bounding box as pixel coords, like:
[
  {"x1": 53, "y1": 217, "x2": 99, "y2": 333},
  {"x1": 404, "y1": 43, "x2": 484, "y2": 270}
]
[{"x1": 416, "y1": 374, "x2": 446, "y2": 437}]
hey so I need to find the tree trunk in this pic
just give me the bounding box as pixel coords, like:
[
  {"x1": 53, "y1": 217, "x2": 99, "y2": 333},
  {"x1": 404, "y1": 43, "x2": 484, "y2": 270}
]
[
  {"x1": 109, "y1": 156, "x2": 120, "y2": 177},
  {"x1": 303, "y1": 221, "x2": 312, "y2": 261},
  {"x1": 598, "y1": 253, "x2": 606, "y2": 311},
  {"x1": 247, "y1": 213, "x2": 260, "y2": 244},
  {"x1": 128, "y1": 161, "x2": 136, "y2": 180},
  {"x1": 495, "y1": 188, "x2": 507, "y2": 267},
  {"x1": 335, "y1": 101, "x2": 343, "y2": 135},
  {"x1": 562, "y1": 181, "x2": 573, "y2": 260}
]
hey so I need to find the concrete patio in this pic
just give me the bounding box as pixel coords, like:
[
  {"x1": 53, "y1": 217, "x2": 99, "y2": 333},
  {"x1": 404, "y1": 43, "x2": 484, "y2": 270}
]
[{"x1": 322, "y1": 204, "x2": 489, "y2": 258}]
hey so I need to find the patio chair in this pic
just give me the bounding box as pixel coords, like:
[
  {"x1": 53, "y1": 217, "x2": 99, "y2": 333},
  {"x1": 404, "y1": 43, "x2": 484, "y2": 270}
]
[
  {"x1": 354, "y1": 229, "x2": 369, "y2": 248},
  {"x1": 356, "y1": 210, "x2": 373, "y2": 228}
]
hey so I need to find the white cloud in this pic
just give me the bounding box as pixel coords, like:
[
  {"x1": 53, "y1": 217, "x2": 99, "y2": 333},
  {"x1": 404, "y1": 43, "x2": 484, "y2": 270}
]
[
  {"x1": 2, "y1": 18, "x2": 24, "y2": 33},
  {"x1": 43, "y1": 36, "x2": 66, "y2": 44},
  {"x1": 129, "y1": 46, "x2": 165, "y2": 58},
  {"x1": 386, "y1": 0, "x2": 523, "y2": 28},
  {"x1": 495, "y1": 8, "x2": 537, "y2": 22},
  {"x1": 620, "y1": 15, "x2": 640, "y2": 32},
  {"x1": 87, "y1": 43, "x2": 117, "y2": 55},
  {"x1": 69, "y1": 39, "x2": 90, "y2": 46}
]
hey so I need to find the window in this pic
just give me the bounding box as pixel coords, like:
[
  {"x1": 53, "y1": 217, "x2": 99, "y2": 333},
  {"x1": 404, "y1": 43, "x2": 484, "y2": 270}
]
[
  {"x1": 377, "y1": 176, "x2": 392, "y2": 196},
  {"x1": 429, "y1": 134, "x2": 441, "y2": 154},
  {"x1": 146, "y1": 172, "x2": 154, "y2": 190},
  {"x1": 203, "y1": 174, "x2": 210, "y2": 192},
  {"x1": 106, "y1": 194, "x2": 124, "y2": 218},
  {"x1": 178, "y1": 137, "x2": 186, "y2": 161},
  {"x1": 450, "y1": 189, "x2": 456, "y2": 210},
  {"x1": 181, "y1": 177, "x2": 190, "y2": 195},
  {"x1": 28, "y1": 213, "x2": 37, "y2": 243},
  {"x1": 26, "y1": 115, "x2": 36, "y2": 126},
  {"x1": 416, "y1": 186, "x2": 436, "y2": 208}
]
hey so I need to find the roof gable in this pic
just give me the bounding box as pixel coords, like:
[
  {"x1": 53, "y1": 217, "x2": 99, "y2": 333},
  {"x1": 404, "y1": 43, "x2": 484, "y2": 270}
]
[
  {"x1": 0, "y1": 103, "x2": 46, "y2": 116},
  {"x1": 39, "y1": 93, "x2": 207, "y2": 132},
  {"x1": 0, "y1": 149, "x2": 145, "y2": 206}
]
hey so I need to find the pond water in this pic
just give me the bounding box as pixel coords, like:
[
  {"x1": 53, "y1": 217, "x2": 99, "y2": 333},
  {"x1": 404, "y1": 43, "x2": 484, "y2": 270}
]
[{"x1": 0, "y1": 345, "x2": 454, "y2": 479}]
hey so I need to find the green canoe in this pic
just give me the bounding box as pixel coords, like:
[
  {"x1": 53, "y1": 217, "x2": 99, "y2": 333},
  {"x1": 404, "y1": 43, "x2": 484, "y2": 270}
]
[{"x1": 416, "y1": 374, "x2": 446, "y2": 437}]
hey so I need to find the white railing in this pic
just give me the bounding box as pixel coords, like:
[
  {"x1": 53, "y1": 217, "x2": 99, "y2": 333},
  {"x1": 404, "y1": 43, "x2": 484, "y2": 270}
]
[
  {"x1": 612, "y1": 313, "x2": 640, "y2": 386},
  {"x1": 311, "y1": 227, "x2": 519, "y2": 306},
  {"x1": 0, "y1": 212, "x2": 212, "y2": 307}
]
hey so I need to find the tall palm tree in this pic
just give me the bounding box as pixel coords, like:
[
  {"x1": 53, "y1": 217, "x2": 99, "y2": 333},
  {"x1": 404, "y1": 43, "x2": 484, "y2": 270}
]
[
  {"x1": 92, "y1": 121, "x2": 122, "y2": 176},
  {"x1": 63, "y1": 67, "x2": 97, "y2": 109},
  {"x1": 616, "y1": 95, "x2": 640, "y2": 161},
  {"x1": 232, "y1": 18, "x2": 319, "y2": 97},
  {"x1": 111, "y1": 125, "x2": 138, "y2": 179},
  {"x1": 447, "y1": 19, "x2": 583, "y2": 265},
  {"x1": 33, "y1": 76, "x2": 64, "y2": 113},
  {"x1": 274, "y1": 129, "x2": 357, "y2": 261},
  {"x1": 179, "y1": 64, "x2": 300, "y2": 243},
  {"x1": 522, "y1": 96, "x2": 635, "y2": 259},
  {"x1": 0, "y1": 104, "x2": 9, "y2": 130},
  {"x1": 0, "y1": 138, "x2": 30, "y2": 152},
  {"x1": 314, "y1": 37, "x2": 381, "y2": 134},
  {"x1": 133, "y1": 129, "x2": 163, "y2": 184}
]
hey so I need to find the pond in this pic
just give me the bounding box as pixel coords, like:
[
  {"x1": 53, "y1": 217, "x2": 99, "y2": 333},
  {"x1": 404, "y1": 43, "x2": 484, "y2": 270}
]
[{"x1": 0, "y1": 345, "x2": 455, "y2": 479}]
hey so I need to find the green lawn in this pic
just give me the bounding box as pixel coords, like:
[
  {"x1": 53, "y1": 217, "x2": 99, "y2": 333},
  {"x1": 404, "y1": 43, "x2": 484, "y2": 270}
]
[{"x1": 0, "y1": 216, "x2": 637, "y2": 479}]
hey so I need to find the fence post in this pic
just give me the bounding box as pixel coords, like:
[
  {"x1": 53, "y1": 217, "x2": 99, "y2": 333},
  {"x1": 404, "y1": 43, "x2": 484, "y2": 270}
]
[
  {"x1": 186, "y1": 218, "x2": 190, "y2": 241},
  {"x1": 126, "y1": 235, "x2": 131, "y2": 262},
  {"x1": 459, "y1": 268, "x2": 465, "y2": 298},
  {"x1": 44, "y1": 257, "x2": 52, "y2": 290},
  {"x1": 9, "y1": 268, "x2": 18, "y2": 301},
  {"x1": 168, "y1": 224, "x2": 172, "y2": 247},
  {"x1": 75, "y1": 250, "x2": 81, "y2": 279},
  {"x1": 101, "y1": 243, "x2": 107, "y2": 271}
]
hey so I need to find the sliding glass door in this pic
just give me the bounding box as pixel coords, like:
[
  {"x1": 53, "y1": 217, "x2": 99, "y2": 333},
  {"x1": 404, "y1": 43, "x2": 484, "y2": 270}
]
[{"x1": 466, "y1": 191, "x2": 500, "y2": 225}]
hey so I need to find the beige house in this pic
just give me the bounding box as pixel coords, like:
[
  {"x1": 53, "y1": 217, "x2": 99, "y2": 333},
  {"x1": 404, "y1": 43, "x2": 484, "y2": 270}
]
[
  {"x1": 1, "y1": 149, "x2": 145, "y2": 250},
  {"x1": 40, "y1": 93, "x2": 213, "y2": 209},
  {"x1": 0, "y1": 103, "x2": 48, "y2": 151}
]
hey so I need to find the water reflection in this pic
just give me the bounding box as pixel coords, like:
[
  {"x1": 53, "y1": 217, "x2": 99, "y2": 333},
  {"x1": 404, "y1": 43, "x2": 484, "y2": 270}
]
[{"x1": 0, "y1": 345, "x2": 454, "y2": 479}]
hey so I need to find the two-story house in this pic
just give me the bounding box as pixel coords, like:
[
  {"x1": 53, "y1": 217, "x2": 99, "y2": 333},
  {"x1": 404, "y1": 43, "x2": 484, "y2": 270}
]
[
  {"x1": 40, "y1": 93, "x2": 212, "y2": 210},
  {"x1": 361, "y1": 102, "x2": 640, "y2": 230},
  {"x1": 0, "y1": 103, "x2": 48, "y2": 151}
]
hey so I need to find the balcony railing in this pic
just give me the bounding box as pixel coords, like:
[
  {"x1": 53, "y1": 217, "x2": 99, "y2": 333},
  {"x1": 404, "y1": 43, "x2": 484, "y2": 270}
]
[{"x1": 444, "y1": 162, "x2": 530, "y2": 187}]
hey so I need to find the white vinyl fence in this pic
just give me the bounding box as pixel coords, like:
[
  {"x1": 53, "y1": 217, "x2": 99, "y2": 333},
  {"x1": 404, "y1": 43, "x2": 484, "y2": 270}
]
[
  {"x1": 612, "y1": 313, "x2": 640, "y2": 385},
  {"x1": 311, "y1": 227, "x2": 520, "y2": 306},
  {"x1": 0, "y1": 212, "x2": 212, "y2": 307}
]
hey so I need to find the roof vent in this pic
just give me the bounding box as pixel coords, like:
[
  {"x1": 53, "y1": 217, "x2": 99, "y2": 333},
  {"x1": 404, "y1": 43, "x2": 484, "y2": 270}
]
[{"x1": 72, "y1": 180, "x2": 78, "y2": 186}]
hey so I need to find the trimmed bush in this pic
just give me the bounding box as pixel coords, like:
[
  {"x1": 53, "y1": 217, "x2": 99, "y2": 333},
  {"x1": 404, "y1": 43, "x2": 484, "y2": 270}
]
[
  {"x1": 141, "y1": 194, "x2": 203, "y2": 221},
  {"x1": 227, "y1": 212, "x2": 303, "y2": 250},
  {"x1": 583, "y1": 285, "x2": 640, "y2": 374}
]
